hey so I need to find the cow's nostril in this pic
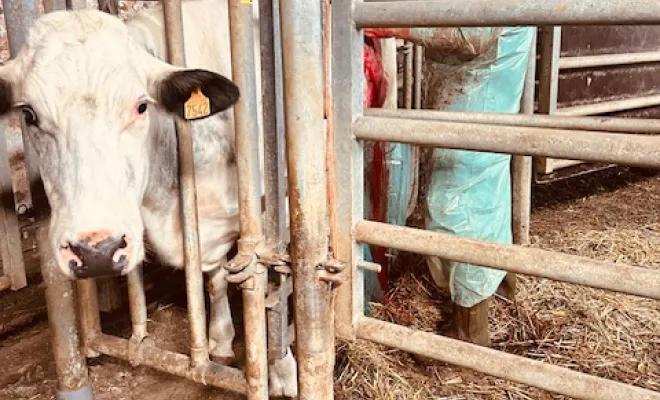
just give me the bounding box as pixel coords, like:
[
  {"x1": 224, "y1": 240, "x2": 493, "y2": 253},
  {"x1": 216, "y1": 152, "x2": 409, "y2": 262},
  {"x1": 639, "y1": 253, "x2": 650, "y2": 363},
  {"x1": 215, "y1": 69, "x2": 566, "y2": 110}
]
[{"x1": 65, "y1": 233, "x2": 132, "y2": 278}]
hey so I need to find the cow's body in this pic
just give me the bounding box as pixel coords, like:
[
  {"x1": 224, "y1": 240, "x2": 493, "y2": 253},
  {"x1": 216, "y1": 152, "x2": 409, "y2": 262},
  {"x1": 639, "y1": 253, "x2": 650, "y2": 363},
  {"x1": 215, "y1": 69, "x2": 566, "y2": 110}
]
[{"x1": 0, "y1": 0, "x2": 296, "y2": 396}]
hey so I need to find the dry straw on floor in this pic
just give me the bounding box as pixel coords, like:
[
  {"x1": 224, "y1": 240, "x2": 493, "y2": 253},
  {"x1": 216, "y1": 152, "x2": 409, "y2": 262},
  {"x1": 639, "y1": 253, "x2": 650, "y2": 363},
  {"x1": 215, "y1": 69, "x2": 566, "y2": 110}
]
[{"x1": 335, "y1": 223, "x2": 660, "y2": 400}]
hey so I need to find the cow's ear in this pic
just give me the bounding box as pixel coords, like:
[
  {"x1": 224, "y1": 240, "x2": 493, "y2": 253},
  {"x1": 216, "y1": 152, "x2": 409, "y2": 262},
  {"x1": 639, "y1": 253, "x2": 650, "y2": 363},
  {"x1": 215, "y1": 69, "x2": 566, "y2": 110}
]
[{"x1": 152, "y1": 69, "x2": 240, "y2": 120}]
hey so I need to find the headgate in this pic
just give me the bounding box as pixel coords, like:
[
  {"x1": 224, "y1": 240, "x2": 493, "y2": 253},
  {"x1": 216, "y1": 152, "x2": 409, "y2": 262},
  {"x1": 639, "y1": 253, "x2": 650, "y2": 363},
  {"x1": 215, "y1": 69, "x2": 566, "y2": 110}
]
[{"x1": 331, "y1": 1, "x2": 660, "y2": 400}]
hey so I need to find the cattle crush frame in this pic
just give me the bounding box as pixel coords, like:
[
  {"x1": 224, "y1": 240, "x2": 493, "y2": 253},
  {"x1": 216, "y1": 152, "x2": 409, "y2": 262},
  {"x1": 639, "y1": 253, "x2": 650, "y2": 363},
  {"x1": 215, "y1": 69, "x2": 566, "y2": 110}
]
[{"x1": 0, "y1": 1, "x2": 659, "y2": 400}]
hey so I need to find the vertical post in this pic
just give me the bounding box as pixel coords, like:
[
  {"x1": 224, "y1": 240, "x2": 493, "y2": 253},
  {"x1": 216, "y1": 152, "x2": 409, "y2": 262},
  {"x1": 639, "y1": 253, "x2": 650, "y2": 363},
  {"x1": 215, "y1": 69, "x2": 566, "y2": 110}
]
[
  {"x1": 534, "y1": 26, "x2": 561, "y2": 175},
  {"x1": 127, "y1": 267, "x2": 148, "y2": 344},
  {"x1": 403, "y1": 42, "x2": 414, "y2": 109},
  {"x1": 0, "y1": 125, "x2": 26, "y2": 290},
  {"x1": 76, "y1": 279, "x2": 102, "y2": 358},
  {"x1": 40, "y1": 227, "x2": 94, "y2": 400},
  {"x1": 506, "y1": 29, "x2": 538, "y2": 299},
  {"x1": 260, "y1": 0, "x2": 287, "y2": 247},
  {"x1": 412, "y1": 45, "x2": 423, "y2": 110},
  {"x1": 161, "y1": 0, "x2": 209, "y2": 367},
  {"x1": 280, "y1": 0, "x2": 333, "y2": 397},
  {"x1": 332, "y1": 0, "x2": 365, "y2": 340},
  {"x1": 228, "y1": 0, "x2": 269, "y2": 398}
]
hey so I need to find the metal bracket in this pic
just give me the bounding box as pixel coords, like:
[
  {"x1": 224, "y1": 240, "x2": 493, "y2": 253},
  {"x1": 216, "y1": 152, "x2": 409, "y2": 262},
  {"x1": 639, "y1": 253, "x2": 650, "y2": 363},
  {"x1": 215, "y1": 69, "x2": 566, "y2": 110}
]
[
  {"x1": 317, "y1": 257, "x2": 349, "y2": 286},
  {"x1": 127, "y1": 333, "x2": 152, "y2": 367}
]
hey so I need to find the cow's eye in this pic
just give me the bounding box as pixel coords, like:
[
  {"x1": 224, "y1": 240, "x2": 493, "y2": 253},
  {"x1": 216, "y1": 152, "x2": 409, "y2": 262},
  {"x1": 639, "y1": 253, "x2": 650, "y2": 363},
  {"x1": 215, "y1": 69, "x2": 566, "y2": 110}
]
[
  {"x1": 136, "y1": 102, "x2": 148, "y2": 114},
  {"x1": 21, "y1": 106, "x2": 38, "y2": 126}
]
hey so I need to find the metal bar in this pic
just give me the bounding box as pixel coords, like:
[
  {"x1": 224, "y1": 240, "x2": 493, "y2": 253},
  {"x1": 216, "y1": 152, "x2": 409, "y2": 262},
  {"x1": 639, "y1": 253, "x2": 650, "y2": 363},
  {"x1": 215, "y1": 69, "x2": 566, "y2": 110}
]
[
  {"x1": 412, "y1": 45, "x2": 423, "y2": 110},
  {"x1": 511, "y1": 30, "x2": 537, "y2": 247},
  {"x1": 354, "y1": 220, "x2": 660, "y2": 300},
  {"x1": 364, "y1": 108, "x2": 660, "y2": 134},
  {"x1": 66, "y1": 0, "x2": 88, "y2": 9},
  {"x1": 556, "y1": 94, "x2": 660, "y2": 116},
  {"x1": 229, "y1": 0, "x2": 265, "y2": 245},
  {"x1": 161, "y1": 0, "x2": 209, "y2": 367},
  {"x1": 3, "y1": 0, "x2": 41, "y2": 214},
  {"x1": 357, "y1": 317, "x2": 660, "y2": 400},
  {"x1": 559, "y1": 51, "x2": 660, "y2": 70},
  {"x1": 260, "y1": 0, "x2": 287, "y2": 246},
  {"x1": 43, "y1": 0, "x2": 67, "y2": 12},
  {"x1": 127, "y1": 267, "x2": 148, "y2": 342},
  {"x1": 331, "y1": 0, "x2": 365, "y2": 341},
  {"x1": 240, "y1": 268, "x2": 269, "y2": 399},
  {"x1": 353, "y1": 116, "x2": 660, "y2": 169},
  {"x1": 354, "y1": 1, "x2": 660, "y2": 28},
  {"x1": 325, "y1": 0, "x2": 339, "y2": 255},
  {"x1": 402, "y1": 42, "x2": 413, "y2": 109},
  {"x1": 548, "y1": 158, "x2": 586, "y2": 170},
  {"x1": 280, "y1": 0, "x2": 334, "y2": 396},
  {"x1": 39, "y1": 226, "x2": 92, "y2": 398},
  {"x1": 0, "y1": 125, "x2": 26, "y2": 290},
  {"x1": 228, "y1": 0, "x2": 269, "y2": 398},
  {"x1": 76, "y1": 279, "x2": 102, "y2": 358},
  {"x1": 89, "y1": 334, "x2": 247, "y2": 394}
]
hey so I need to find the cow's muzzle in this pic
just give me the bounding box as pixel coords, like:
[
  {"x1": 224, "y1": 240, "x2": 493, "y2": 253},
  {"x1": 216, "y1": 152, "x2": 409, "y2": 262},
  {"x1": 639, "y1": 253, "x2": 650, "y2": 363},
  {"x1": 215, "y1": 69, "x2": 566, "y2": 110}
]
[{"x1": 61, "y1": 231, "x2": 132, "y2": 278}]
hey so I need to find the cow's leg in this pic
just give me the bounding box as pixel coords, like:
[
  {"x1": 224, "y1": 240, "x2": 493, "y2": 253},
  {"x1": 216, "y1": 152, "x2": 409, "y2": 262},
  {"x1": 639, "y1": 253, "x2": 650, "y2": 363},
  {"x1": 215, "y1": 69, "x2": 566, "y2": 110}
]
[
  {"x1": 268, "y1": 346, "x2": 298, "y2": 398},
  {"x1": 207, "y1": 266, "x2": 236, "y2": 363}
]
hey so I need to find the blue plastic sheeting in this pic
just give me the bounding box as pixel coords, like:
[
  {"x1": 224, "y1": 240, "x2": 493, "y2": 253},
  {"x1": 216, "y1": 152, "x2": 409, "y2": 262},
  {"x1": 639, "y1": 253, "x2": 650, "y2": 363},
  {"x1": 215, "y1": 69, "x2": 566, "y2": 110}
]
[{"x1": 421, "y1": 26, "x2": 534, "y2": 307}]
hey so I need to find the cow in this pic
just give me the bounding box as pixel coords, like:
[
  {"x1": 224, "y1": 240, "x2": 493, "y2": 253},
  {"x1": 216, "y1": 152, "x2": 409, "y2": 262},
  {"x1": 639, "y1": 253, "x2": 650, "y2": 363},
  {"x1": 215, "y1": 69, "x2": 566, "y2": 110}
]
[{"x1": 0, "y1": 0, "x2": 298, "y2": 397}]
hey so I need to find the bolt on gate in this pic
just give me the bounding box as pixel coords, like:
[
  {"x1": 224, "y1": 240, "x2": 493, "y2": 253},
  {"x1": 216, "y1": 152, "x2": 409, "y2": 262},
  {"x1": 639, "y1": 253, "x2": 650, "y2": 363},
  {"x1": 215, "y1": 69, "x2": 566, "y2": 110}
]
[{"x1": 331, "y1": 1, "x2": 660, "y2": 400}]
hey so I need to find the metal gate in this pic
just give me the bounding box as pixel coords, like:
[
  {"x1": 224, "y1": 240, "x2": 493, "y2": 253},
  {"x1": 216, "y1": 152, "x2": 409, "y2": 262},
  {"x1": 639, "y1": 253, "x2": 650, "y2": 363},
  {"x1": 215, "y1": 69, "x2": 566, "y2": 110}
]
[{"x1": 330, "y1": 1, "x2": 660, "y2": 400}]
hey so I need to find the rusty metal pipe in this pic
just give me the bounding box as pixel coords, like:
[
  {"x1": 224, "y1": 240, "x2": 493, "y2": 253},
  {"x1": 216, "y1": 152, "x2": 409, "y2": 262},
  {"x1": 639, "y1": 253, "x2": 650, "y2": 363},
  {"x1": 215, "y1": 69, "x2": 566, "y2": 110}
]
[
  {"x1": 556, "y1": 94, "x2": 660, "y2": 116},
  {"x1": 364, "y1": 108, "x2": 660, "y2": 134},
  {"x1": 280, "y1": 0, "x2": 334, "y2": 396},
  {"x1": 331, "y1": 0, "x2": 365, "y2": 340},
  {"x1": 354, "y1": 0, "x2": 660, "y2": 27},
  {"x1": 127, "y1": 267, "x2": 148, "y2": 342},
  {"x1": 402, "y1": 43, "x2": 413, "y2": 109},
  {"x1": 511, "y1": 30, "x2": 537, "y2": 247},
  {"x1": 355, "y1": 220, "x2": 660, "y2": 300},
  {"x1": 559, "y1": 50, "x2": 660, "y2": 70},
  {"x1": 229, "y1": 0, "x2": 264, "y2": 245},
  {"x1": 0, "y1": 123, "x2": 26, "y2": 290},
  {"x1": 89, "y1": 333, "x2": 247, "y2": 394},
  {"x1": 76, "y1": 279, "x2": 102, "y2": 358},
  {"x1": 353, "y1": 116, "x2": 660, "y2": 169},
  {"x1": 358, "y1": 317, "x2": 660, "y2": 400},
  {"x1": 39, "y1": 226, "x2": 92, "y2": 398},
  {"x1": 412, "y1": 44, "x2": 423, "y2": 109},
  {"x1": 240, "y1": 267, "x2": 269, "y2": 399},
  {"x1": 260, "y1": 0, "x2": 287, "y2": 246},
  {"x1": 162, "y1": 0, "x2": 209, "y2": 367}
]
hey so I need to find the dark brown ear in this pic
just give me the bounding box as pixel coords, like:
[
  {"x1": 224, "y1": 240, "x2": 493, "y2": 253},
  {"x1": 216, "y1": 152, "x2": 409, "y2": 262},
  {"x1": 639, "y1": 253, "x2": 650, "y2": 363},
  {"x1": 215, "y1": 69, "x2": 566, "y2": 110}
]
[{"x1": 155, "y1": 69, "x2": 240, "y2": 120}]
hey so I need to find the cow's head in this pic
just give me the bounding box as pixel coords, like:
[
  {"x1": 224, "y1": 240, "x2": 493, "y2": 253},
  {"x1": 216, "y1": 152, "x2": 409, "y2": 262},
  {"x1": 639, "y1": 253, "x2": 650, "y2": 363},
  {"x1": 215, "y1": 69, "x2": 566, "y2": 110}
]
[{"x1": 0, "y1": 10, "x2": 239, "y2": 279}]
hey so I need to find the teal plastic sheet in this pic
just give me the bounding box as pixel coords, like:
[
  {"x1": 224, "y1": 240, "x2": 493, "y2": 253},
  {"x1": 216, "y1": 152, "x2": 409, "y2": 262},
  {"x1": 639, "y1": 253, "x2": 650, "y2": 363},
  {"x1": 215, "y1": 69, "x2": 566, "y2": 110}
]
[{"x1": 421, "y1": 26, "x2": 534, "y2": 307}]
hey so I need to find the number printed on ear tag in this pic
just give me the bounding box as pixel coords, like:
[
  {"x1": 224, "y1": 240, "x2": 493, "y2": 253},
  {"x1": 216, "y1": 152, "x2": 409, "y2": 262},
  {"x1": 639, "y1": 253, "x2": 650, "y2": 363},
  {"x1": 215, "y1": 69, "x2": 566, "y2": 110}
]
[{"x1": 184, "y1": 88, "x2": 211, "y2": 120}]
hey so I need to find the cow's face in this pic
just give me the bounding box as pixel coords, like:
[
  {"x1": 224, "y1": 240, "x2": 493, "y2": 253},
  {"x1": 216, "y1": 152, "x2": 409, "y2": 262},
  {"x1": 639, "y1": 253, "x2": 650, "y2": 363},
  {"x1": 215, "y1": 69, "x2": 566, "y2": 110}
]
[{"x1": 0, "y1": 10, "x2": 239, "y2": 279}]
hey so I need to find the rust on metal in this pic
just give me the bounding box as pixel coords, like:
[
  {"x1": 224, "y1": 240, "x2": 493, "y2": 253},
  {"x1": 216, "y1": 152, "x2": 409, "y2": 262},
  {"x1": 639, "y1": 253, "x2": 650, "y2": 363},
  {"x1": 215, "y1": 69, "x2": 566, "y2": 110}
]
[
  {"x1": 353, "y1": 115, "x2": 660, "y2": 169},
  {"x1": 76, "y1": 279, "x2": 102, "y2": 358},
  {"x1": 358, "y1": 317, "x2": 660, "y2": 400},
  {"x1": 162, "y1": 0, "x2": 209, "y2": 367},
  {"x1": 240, "y1": 265, "x2": 269, "y2": 399},
  {"x1": 127, "y1": 267, "x2": 149, "y2": 366},
  {"x1": 355, "y1": 220, "x2": 660, "y2": 300},
  {"x1": 89, "y1": 334, "x2": 248, "y2": 394}
]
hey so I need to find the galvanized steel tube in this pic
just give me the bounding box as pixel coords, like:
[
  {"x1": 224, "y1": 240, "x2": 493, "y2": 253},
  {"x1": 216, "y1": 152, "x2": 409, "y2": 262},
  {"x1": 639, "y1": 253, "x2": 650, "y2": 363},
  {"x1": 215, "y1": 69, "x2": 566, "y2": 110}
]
[
  {"x1": 511, "y1": 30, "x2": 537, "y2": 247},
  {"x1": 412, "y1": 45, "x2": 423, "y2": 109},
  {"x1": 556, "y1": 94, "x2": 660, "y2": 116},
  {"x1": 358, "y1": 317, "x2": 660, "y2": 400},
  {"x1": 353, "y1": 116, "x2": 660, "y2": 168},
  {"x1": 127, "y1": 267, "x2": 148, "y2": 341},
  {"x1": 354, "y1": 0, "x2": 660, "y2": 28},
  {"x1": 259, "y1": 0, "x2": 287, "y2": 246},
  {"x1": 364, "y1": 108, "x2": 660, "y2": 134},
  {"x1": 559, "y1": 51, "x2": 660, "y2": 70},
  {"x1": 402, "y1": 42, "x2": 413, "y2": 109},
  {"x1": 0, "y1": 123, "x2": 26, "y2": 290},
  {"x1": 89, "y1": 334, "x2": 247, "y2": 394},
  {"x1": 39, "y1": 227, "x2": 92, "y2": 397},
  {"x1": 229, "y1": 0, "x2": 264, "y2": 244},
  {"x1": 76, "y1": 279, "x2": 102, "y2": 358},
  {"x1": 228, "y1": 0, "x2": 269, "y2": 397},
  {"x1": 354, "y1": 220, "x2": 660, "y2": 300},
  {"x1": 162, "y1": 0, "x2": 208, "y2": 367},
  {"x1": 280, "y1": 0, "x2": 334, "y2": 396}
]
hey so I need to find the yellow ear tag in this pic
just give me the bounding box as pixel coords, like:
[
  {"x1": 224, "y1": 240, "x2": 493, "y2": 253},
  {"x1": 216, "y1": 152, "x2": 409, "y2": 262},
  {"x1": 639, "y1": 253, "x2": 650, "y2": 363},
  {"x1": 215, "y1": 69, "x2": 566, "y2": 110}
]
[{"x1": 184, "y1": 88, "x2": 211, "y2": 120}]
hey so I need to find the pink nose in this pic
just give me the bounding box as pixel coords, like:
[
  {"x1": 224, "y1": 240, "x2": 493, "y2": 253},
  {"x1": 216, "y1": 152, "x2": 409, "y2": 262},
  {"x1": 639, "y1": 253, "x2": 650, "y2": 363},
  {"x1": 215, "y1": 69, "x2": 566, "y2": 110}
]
[{"x1": 60, "y1": 231, "x2": 132, "y2": 278}]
